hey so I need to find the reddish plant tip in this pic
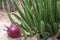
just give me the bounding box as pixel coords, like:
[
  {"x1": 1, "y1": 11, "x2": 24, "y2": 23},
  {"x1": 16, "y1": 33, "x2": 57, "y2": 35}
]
[{"x1": 7, "y1": 24, "x2": 21, "y2": 38}]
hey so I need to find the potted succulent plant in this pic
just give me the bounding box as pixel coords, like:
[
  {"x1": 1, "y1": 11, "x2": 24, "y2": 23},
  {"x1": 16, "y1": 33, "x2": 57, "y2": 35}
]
[{"x1": 8, "y1": 0, "x2": 60, "y2": 40}]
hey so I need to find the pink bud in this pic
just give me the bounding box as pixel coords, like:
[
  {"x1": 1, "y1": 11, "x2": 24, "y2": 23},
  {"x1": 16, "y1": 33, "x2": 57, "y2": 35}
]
[{"x1": 7, "y1": 24, "x2": 21, "y2": 38}]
